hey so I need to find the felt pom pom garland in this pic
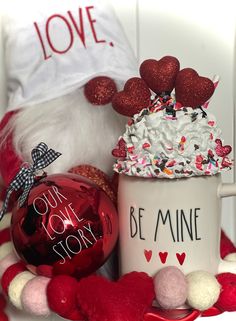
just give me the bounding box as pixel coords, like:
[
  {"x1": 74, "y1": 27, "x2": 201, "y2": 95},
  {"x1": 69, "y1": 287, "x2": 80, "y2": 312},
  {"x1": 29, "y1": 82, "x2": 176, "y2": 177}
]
[{"x1": 0, "y1": 206, "x2": 235, "y2": 321}]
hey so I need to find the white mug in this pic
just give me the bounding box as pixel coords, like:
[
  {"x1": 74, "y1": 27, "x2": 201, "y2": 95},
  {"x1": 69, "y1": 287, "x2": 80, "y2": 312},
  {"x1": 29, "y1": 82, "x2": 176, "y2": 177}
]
[{"x1": 118, "y1": 174, "x2": 236, "y2": 276}]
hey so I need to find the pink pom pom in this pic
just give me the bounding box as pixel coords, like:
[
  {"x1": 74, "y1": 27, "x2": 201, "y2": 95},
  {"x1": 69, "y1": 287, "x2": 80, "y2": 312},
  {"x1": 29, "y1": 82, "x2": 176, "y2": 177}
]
[
  {"x1": 154, "y1": 266, "x2": 187, "y2": 309},
  {"x1": 21, "y1": 276, "x2": 51, "y2": 316},
  {"x1": 0, "y1": 252, "x2": 19, "y2": 278}
]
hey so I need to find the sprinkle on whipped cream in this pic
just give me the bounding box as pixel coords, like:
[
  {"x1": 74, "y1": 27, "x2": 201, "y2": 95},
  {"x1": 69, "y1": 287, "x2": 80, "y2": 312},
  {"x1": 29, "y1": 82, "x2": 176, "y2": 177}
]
[{"x1": 113, "y1": 95, "x2": 233, "y2": 179}]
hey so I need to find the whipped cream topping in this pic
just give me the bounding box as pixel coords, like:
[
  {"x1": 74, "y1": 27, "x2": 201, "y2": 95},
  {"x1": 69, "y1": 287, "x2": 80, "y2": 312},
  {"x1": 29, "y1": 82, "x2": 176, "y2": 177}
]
[{"x1": 113, "y1": 100, "x2": 232, "y2": 178}]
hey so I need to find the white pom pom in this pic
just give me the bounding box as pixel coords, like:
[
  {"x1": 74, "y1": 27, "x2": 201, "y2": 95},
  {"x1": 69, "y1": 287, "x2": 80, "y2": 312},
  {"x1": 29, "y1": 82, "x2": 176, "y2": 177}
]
[
  {"x1": 187, "y1": 271, "x2": 221, "y2": 311},
  {"x1": 0, "y1": 241, "x2": 14, "y2": 260},
  {"x1": 8, "y1": 271, "x2": 35, "y2": 309},
  {"x1": 0, "y1": 213, "x2": 12, "y2": 230},
  {"x1": 224, "y1": 253, "x2": 236, "y2": 262}
]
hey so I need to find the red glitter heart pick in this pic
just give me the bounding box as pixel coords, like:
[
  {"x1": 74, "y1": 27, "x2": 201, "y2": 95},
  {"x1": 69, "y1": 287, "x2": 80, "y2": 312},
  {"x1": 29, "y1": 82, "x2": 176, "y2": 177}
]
[
  {"x1": 112, "y1": 77, "x2": 151, "y2": 117},
  {"x1": 140, "y1": 56, "x2": 180, "y2": 94},
  {"x1": 175, "y1": 68, "x2": 215, "y2": 108}
]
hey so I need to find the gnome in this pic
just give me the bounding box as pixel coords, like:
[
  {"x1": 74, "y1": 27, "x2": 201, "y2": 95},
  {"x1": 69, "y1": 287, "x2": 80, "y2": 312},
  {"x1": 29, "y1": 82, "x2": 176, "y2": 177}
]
[
  {"x1": 0, "y1": 0, "x2": 137, "y2": 282},
  {"x1": 0, "y1": 0, "x2": 137, "y2": 190}
]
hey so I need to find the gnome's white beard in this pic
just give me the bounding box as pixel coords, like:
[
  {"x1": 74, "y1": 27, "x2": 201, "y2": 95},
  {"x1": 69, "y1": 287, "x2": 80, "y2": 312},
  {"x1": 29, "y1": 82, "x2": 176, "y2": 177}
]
[{"x1": 11, "y1": 88, "x2": 126, "y2": 176}]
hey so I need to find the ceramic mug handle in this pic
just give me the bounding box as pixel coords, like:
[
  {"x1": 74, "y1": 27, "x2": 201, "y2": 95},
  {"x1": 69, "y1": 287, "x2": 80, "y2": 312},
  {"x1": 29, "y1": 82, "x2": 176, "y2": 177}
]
[{"x1": 218, "y1": 182, "x2": 236, "y2": 274}]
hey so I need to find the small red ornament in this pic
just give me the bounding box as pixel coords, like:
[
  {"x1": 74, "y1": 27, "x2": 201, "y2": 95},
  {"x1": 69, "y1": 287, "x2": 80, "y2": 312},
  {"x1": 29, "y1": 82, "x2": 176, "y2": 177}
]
[
  {"x1": 69, "y1": 164, "x2": 116, "y2": 204},
  {"x1": 216, "y1": 273, "x2": 236, "y2": 311},
  {"x1": 84, "y1": 76, "x2": 117, "y2": 105},
  {"x1": 112, "y1": 77, "x2": 151, "y2": 117},
  {"x1": 11, "y1": 173, "x2": 118, "y2": 279},
  {"x1": 140, "y1": 56, "x2": 180, "y2": 94},
  {"x1": 175, "y1": 68, "x2": 215, "y2": 108}
]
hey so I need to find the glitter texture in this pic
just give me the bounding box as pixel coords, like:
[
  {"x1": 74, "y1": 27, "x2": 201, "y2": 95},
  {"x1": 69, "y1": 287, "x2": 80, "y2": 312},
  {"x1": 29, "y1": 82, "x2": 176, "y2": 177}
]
[
  {"x1": 84, "y1": 76, "x2": 117, "y2": 105},
  {"x1": 139, "y1": 56, "x2": 180, "y2": 94},
  {"x1": 112, "y1": 77, "x2": 151, "y2": 117},
  {"x1": 175, "y1": 68, "x2": 215, "y2": 108},
  {"x1": 69, "y1": 165, "x2": 116, "y2": 203}
]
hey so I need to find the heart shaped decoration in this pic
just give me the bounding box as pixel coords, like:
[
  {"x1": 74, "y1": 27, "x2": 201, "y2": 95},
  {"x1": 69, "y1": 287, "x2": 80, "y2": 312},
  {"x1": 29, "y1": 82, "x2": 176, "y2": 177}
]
[
  {"x1": 140, "y1": 56, "x2": 180, "y2": 94},
  {"x1": 215, "y1": 139, "x2": 232, "y2": 157},
  {"x1": 77, "y1": 272, "x2": 155, "y2": 321},
  {"x1": 144, "y1": 249, "x2": 153, "y2": 262},
  {"x1": 176, "y1": 252, "x2": 186, "y2": 266},
  {"x1": 159, "y1": 252, "x2": 168, "y2": 264},
  {"x1": 112, "y1": 77, "x2": 151, "y2": 117},
  {"x1": 112, "y1": 138, "x2": 127, "y2": 158},
  {"x1": 175, "y1": 68, "x2": 215, "y2": 108}
]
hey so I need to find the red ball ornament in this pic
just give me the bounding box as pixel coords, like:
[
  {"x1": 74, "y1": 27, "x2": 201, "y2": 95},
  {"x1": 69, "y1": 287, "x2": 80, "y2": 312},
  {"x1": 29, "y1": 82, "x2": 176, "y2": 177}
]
[
  {"x1": 84, "y1": 76, "x2": 117, "y2": 105},
  {"x1": 10, "y1": 173, "x2": 118, "y2": 279}
]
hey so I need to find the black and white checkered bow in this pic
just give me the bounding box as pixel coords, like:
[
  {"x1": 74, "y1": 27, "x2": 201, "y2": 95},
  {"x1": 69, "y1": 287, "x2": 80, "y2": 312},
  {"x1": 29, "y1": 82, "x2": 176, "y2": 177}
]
[{"x1": 0, "y1": 142, "x2": 61, "y2": 220}]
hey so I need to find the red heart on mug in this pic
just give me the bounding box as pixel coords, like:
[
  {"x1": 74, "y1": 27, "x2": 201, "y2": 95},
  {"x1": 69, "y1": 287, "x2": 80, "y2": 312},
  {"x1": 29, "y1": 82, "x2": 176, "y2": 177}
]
[
  {"x1": 176, "y1": 252, "x2": 186, "y2": 265},
  {"x1": 175, "y1": 68, "x2": 215, "y2": 108},
  {"x1": 159, "y1": 252, "x2": 168, "y2": 264},
  {"x1": 77, "y1": 272, "x2": 155, "y2": 321},
  {"x1": 140, "y1": 56, "x2": 180, "y2": 94},
  {"x1": 112, "y1": 77, "x2": 151, "y2": 117},
  {"x1": 144, "y1": 249, "x2": 153, "y2": 262}
]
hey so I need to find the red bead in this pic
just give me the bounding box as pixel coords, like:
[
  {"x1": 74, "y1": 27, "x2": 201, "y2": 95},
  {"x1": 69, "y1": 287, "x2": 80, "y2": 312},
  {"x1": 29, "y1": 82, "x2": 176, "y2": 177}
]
[
  {"x1": 84, "y1": 76, "x2": 117, "y2": 105},
  {"x1": 1, "y1": 262, "x2": 26, "y2": 294},
  {"x1": 216, "y1": 273, "x2": 236, "y2": 311},
  {"x1": 47, "y1": 275, "x2": 78, "y2": 317}
]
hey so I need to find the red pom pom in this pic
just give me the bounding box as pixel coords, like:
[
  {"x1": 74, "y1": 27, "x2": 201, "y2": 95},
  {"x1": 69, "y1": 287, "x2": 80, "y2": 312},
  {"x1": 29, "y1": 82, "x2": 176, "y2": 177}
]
[
  {"x1": 36, "y1": 265, "x2": 53, "y2": 278},
  {"x1": 65, "y1": 308, "x2": 85, "y2": 321},
  {"x1": 84, "y1": 76, "x2": 117, "y2": 105},
  {"x1": 0, "y1": 228, "x2": 11, "y2": 246},
  {"x1": 140, "y1": 56, "x2": 180, "y2": 94},
  {"x1": 112, "y1": 77, "x2": 151, "y2": 117},
  {"x1": 47, "y1": 275, "x2": 79, "y2": 318},
  {"x1": 220, "y1": 230, "x2": 236, "y2": 258},
  {"x1": 175, "y1": 68, "x2": 215, "y2": 108},
  {"x1": 77, "y1": 272, "x2": 155, "y2": 321},
  {"x1": 0, "y1": 311, "x2": 9, "y2": 321},
  {"x1": 216, "y1": 273, "x2": 236, "y2": 311},
  {"x1": 1, "y1": 262, "x2": 26, "y2": 294}
]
